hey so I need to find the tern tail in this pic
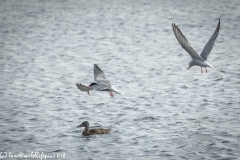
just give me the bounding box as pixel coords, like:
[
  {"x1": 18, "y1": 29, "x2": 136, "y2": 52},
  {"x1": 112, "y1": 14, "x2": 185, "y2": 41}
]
[
  {"x1": 111, "y1": 86, "x2": 122, "y2": 95},
  {"x1": 205, "y1": 61, "x2": 214, "y2": 69}
]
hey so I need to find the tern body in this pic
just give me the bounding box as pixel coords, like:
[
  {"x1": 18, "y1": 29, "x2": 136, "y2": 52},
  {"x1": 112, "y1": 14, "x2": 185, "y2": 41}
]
[
  {"x1": 76, "y1": 64, "x2": 122, "y2": 97},
  {"x1": 172, "y1": 19, "x2": 220, "y2": 73},
  {"x1": 189, "y1": 59, "x2": 214, "y2": 69}
]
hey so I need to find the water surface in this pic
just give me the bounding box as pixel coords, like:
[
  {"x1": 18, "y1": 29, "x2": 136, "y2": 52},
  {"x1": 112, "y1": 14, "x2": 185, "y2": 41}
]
[{"x1": 0, "y1": 0, "x2": 240, "y2": 159}]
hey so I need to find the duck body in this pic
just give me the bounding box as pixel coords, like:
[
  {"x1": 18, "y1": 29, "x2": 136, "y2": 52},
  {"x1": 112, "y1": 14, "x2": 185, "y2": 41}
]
[
  {"x1": 78, "y1": 121, "x2": 111, "y2": 136},
  {"x1": 82, "y1": 128, "x2": 111, "y2": 136}
]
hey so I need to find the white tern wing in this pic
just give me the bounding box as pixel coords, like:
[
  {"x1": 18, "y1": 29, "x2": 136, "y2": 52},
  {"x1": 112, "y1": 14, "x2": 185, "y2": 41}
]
[
  {"x1": 94, "y1": 64, "x2": 107, "y2": 81},
  {"x1": 200, "y1": 18, "x2": 220, "y2": 60},
  {"x1": 172, "y1": 23, "x2": 202, "y2": 60}
]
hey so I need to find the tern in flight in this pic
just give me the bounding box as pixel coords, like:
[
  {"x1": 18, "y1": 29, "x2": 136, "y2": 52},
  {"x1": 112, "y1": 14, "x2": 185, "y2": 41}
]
[
  {"x1": 76, "y1": 64, "x2": 122, "y2": 98},
  {"x1": 172, "y1": 18, "x2": 220, "y2": 73}
]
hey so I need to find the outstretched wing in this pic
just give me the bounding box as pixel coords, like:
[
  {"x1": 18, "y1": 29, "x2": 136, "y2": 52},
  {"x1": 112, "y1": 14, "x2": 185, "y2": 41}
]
[
  {"x1": 172, "y1": 23, "x2": 202, "y2": 60},
  {"x1": 76, "y1": 83, "x2": 90, "y2": 95},
  {"x1": 200, "y1": 18, "x2": 220, "y2": 60},
  {"x1": 76, "y1": 83, "x2": 89, "y2": 91},
  {"x1": 94, "y1": 64, "x2": 107, "y2": 81},
  {"x1": 94, "y1": 64, "x2": 110, "y2": 84}
]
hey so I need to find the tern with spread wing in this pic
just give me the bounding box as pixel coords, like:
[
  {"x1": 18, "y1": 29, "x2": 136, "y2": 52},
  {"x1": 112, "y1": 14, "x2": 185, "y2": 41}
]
[
  {"x1": 76, "y1": 64, "x2": 122, "y2": 98},
  {"x1": 172, "y1": 18, "x2": 220, "y2": 73}
]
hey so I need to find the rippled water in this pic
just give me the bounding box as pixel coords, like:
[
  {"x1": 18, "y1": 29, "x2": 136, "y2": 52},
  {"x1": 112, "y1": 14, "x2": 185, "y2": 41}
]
[{"x1": 1, "y1": 0, "x2": 240, "y2": 159}]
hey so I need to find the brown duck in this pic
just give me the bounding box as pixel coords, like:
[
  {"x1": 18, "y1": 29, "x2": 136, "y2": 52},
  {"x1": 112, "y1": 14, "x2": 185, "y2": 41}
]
[{"x1": 77, "y1": 121, "x2": 111, "y2": 136}]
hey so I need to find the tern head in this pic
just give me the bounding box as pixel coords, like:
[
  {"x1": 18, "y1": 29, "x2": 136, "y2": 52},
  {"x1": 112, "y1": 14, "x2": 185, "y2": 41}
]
[
  {"x1": 89, "y1": 82, "x2": 97, "y2": 87},
  {"x1": 77, "y1": 121, "x2": 89, "y2": 128},
  {"x1": 188, "y1": 61, "x2": 195, "y2": 70}
]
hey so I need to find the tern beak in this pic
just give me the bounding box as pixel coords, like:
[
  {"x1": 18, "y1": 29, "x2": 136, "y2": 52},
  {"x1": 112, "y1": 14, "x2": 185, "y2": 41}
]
[{"x1": 187, "y1": 66, "x2": 190, "y2": 71}]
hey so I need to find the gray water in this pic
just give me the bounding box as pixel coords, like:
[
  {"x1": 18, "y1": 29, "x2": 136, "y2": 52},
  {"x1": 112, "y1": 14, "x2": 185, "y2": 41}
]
[{"x1": 1, "y1": 0, "x2": 240, "y2": 159}]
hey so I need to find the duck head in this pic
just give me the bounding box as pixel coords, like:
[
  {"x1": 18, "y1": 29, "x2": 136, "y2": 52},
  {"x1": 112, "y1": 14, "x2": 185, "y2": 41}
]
[{"x1": 77, "y1": 121, "x2": 89, "y2": 128}]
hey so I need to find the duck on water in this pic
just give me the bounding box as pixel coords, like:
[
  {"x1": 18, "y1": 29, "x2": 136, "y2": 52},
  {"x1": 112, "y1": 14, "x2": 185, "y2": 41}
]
[{"x1": 77, "y1": 121, "x2": 111, "y2": 136}]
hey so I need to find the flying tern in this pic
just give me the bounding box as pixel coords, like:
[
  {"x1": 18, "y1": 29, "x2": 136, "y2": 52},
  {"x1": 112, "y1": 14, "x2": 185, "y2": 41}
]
[
  {"x1": 172, "y1": 18, "x2": 220, "y2": 73},
  {"x1": 76, "y1": 64, "x2": 122, "y2": 98}
]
